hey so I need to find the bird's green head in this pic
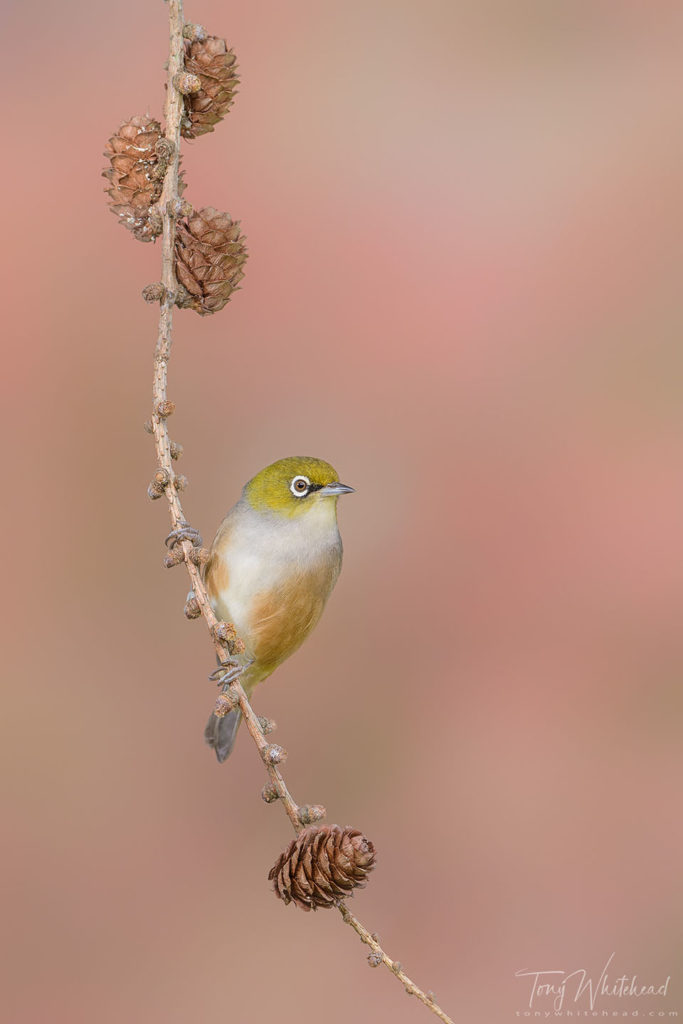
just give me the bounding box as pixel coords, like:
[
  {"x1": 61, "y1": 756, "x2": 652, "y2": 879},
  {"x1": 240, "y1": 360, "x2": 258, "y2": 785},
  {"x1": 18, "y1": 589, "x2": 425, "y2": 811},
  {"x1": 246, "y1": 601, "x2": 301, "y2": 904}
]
[{"x1": 244, "y1": 456, "x2": 354, "y2": 518}]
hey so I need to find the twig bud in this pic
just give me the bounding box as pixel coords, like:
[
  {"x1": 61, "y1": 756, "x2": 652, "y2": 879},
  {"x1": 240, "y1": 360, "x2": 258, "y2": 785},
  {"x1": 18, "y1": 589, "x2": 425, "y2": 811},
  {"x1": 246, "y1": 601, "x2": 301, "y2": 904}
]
[
  {"x1": 174, "y1": 473, "x2": 188, "y2": 491},
  {"x1": 146, "y1": 206, "x2": 163, "y2": 238},
  {"x1": 173, "y1": 71, "x2": 202, "y2": 94},
  {"x1": 258, "y1": 716, "x2": 277, "y2": 734},
  {"x1": 213, "y1": 621, "x2": 237, "y2": 644},
  {"x1": 148, "y1": 467, "x2": 170, "y2": 500},
  {"x1": 169, "y1": 440, "x2": 184, "y2": 460},
  {"x1": 263, "y1": 744, "x2": 287, "y2": 766},
  {"x1": 214, "y1": 691, "x2": 239, "y2": 717},
  {"x1": 147, "y1": 481, "x2": 164, "y2": 500},
  {"x1": 213, "y1": 620, "x2": 246, "y2": 656},
  {"x1": 143, "y1": 420, "x2": 154, "y2": 434},
  {"x1": 189, "y1": 547, "x2": 210, "y2": 566},
  {"x1": 142, "y1": 282, "x2": 166, "y2": 303},
  {"x1": 154, "y1": 137, "x2": 175, "y2": 163},
  {"x1": 170, "y1": 198, "x2": 193, "y2": 219},
  {"x1": 156, "y1": 400, "x2": 175, "y2": 418},
  {"x1": 298, "y1": 804, "x2": 326, "y2": 826},
  {"x1": 183, "y1": 22, "x2": 207, "y2": 42},
  {"x1": 368, "y1": 952, "x2": 382, "y2": 968},
  {"x1": 164, "y1": 546, "x2": 184, "y2": 568},
  {"x1": 261, "y1": 783, "x2": 279, "y2": 804},
  {"x1": 184, "y1": 594, "x2": 201, "y2": 619}
]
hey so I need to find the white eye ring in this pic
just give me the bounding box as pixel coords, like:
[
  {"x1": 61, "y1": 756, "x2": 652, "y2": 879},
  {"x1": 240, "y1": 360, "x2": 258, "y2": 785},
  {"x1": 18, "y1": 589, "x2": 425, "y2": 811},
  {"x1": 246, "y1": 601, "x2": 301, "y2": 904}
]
[{"x1": 290, "y1": 475, "x2": 310, "y2": 497}]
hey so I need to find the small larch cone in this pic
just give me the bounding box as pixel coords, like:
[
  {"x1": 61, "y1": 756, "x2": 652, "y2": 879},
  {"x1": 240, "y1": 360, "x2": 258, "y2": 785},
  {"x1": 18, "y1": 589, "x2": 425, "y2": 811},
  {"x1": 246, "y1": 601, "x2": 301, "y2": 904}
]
[
  {"x1": 175, "y1": 207, "x2": 247, "y2": 315},
  {"x1": 103, "y1": 116, "x2": 165, "y2": 242},
  {"x1": 181, "y1": 35, "x2": 239, "y2": 139},
  {"x1": 269, "y1": 825, "x2": 376, "y2": 912}
]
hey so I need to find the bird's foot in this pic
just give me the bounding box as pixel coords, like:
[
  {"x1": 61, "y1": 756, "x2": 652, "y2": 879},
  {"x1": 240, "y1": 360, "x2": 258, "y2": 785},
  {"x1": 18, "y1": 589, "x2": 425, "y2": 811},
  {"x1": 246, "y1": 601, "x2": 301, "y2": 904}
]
[{"x1": 165, "y1": 521, "x2": 202, "y2": 549}]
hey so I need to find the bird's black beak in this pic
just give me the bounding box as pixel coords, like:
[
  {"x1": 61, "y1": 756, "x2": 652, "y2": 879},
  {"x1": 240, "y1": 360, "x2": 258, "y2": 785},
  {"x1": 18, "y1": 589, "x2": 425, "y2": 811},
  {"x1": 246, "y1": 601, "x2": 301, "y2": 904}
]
[{"x1": 318, "y1": 482, "x2": 355, "y2": 496}]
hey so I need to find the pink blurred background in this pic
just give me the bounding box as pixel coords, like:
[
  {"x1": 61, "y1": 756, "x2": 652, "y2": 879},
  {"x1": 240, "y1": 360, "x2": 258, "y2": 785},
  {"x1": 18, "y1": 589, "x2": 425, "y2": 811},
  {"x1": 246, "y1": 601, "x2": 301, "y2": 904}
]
[{"x1": 2, "y1": 1, "x2": 682, "y2": 1021}]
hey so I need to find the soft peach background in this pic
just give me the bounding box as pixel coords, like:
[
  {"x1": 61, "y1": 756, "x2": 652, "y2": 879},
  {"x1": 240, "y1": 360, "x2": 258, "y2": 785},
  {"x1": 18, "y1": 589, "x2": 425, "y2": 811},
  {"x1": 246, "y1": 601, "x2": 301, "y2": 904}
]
[{"x1": 2, "y1": 2, "x2": 682, "y2": 1022}]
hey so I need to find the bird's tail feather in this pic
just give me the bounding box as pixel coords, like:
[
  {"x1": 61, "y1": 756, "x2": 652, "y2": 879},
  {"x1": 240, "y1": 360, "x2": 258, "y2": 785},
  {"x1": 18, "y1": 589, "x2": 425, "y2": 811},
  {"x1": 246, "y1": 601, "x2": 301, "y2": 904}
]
[{"x1": 204, "y1": 707, "x2": 242, "y2": 763}]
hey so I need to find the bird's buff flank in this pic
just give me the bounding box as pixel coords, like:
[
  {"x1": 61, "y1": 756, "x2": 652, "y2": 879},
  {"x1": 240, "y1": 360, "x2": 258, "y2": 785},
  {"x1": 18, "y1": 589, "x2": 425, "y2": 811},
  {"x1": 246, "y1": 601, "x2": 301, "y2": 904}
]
[{"x1": 204, "y1": 456, "x2": 354, "y2": 761}]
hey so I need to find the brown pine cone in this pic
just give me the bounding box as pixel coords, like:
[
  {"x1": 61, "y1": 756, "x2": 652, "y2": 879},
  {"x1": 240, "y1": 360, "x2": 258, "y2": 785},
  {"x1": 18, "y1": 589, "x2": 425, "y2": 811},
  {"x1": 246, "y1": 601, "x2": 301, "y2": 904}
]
[
  {"x1": 103, "y1": 116, "x2": 165, "y2": 242},
  {"x1": 175, "y1": 207, "x2": 247, "y2": 315},
  {"x1": 181, "y1": 35, "x2": 239, "y2": 139},
  {"x1": 269, "y1": 825, "x2": 376, "y2": 912}
]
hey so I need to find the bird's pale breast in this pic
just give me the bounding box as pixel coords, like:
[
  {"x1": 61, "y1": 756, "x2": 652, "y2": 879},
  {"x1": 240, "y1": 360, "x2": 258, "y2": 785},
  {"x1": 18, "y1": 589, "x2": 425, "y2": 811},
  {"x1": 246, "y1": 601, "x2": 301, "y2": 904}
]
[{"x1": 205, "y1": 501, "x2": 342, "y2": 680}]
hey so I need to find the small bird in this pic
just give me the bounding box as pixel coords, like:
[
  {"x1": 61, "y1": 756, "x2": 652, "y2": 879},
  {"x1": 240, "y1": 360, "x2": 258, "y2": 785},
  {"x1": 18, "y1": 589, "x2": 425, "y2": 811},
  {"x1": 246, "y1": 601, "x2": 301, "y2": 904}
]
[{"x1": 204, "y1": 456, "x2": 354, "y2": 762}]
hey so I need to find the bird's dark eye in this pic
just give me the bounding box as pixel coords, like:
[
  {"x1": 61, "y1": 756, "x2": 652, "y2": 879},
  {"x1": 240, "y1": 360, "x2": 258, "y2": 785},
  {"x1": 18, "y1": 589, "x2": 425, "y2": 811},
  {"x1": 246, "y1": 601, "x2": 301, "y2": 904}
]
[{"x1": 290, "y1": 475, "x2": 310, "y2": 497}]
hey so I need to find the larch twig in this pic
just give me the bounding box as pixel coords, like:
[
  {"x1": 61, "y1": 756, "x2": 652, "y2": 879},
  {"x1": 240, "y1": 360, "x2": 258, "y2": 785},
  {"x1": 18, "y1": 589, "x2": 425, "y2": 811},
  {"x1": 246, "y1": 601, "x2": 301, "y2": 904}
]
[{"x1": 145, "y1": 2, "x2": 454, "y2": 1021}]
